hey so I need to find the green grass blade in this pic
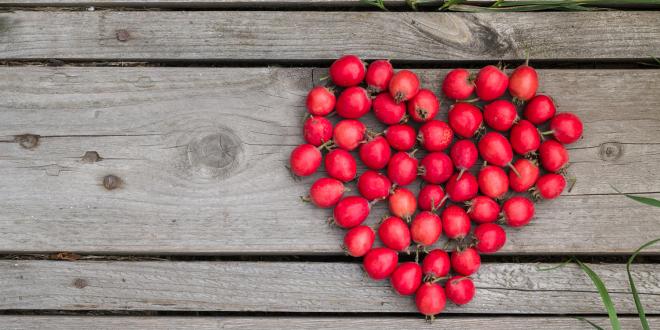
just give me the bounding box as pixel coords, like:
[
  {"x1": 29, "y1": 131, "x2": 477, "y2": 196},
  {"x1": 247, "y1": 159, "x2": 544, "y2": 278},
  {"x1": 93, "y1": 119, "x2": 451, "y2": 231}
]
[
  {"x1": 627, "y1": 238, "x2": 660, "y2": 330},
  {"x1": 609, "y1": 184, "x2": 660, "y2": 207},
  {"x1": 537, "y1": 257, "x2": 574, "y2": 271},
  {"x1": 575, "y1": 317, "x2": 606, "y2": 330},
  {"x1": 360, "y1": 0, "x2": 388, "y2": 10},
  {"x1": 575, "y1": 259, "x2": 621, "y2": 330}
]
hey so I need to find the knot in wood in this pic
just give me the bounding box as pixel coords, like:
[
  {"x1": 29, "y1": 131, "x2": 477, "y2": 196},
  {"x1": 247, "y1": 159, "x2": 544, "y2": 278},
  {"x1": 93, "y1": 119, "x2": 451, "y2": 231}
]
[
  {"x1": 187, "y1": 129, "x2": 243, "y2": 179},
  {"x1": 103, "y1": 174, "x2": 122, "y2": 190},
  {"x1": 81, "y1": 151, "x2": 102, "y2": 163},
  {"x1": 14, "y1": 134, "x2": 40, "y2": 149},
  {"x1": 116, "y1": 29, "x2": 130, "y2": 42},
  {"x1": 72, "y1": 278, "x2": 88, "y2": 289},
  {"x1": 598, "y1": 142, "x2": 623, "y2": 161}
]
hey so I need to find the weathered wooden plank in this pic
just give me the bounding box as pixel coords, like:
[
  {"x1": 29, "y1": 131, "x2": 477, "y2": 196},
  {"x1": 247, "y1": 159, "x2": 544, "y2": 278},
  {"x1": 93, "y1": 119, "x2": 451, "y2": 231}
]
[
  {"x1": 0, "y1": 67, "x2": 659, "y2": 255},
  {"x1": 0, "y1": 316, "x2": 656, "y2": 330},
  {"x1": 1, "y1": 261, "x2": 658, "y2": 313},
  {"x1": 1, "y1": 11, "x2": 659, "y2": 61}
]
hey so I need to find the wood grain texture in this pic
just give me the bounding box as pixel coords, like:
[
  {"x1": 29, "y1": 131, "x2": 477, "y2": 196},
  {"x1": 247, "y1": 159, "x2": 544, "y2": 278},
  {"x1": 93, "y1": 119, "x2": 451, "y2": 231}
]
[
  {"x1": 1, "y1": 11, "x2": 659, "y2": 61},
  {"x1": 1, "y1": 67, "x2": 659, "y2": 255},
  {"x1": 0, "y1": 316, "x2": 656, "y2": 330},
  {"x1": 1, "y1": 261, "x2": 659, "y2": 313}
]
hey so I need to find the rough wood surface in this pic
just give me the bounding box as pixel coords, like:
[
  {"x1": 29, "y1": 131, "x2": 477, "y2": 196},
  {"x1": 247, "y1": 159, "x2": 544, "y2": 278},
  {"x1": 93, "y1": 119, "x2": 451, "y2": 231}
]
[
  {"x1": 1, "y1": 11, "x2": 659, "y2": 61},
  {"x1": 0, "y1": 67, "x2": 659, "y2": 255},
  {"x1": 1, "y1": 261, "x2": 659, "y2": 313},
  {"x1": 0, "y1": 315, "x2": 656, "y2": 330}
]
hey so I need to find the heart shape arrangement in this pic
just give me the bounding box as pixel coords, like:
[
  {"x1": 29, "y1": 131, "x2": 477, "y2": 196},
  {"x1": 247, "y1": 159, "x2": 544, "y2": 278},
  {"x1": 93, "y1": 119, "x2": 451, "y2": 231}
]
[{"x1": 290, "y1": 55, "x2": 583, "y2": 320}]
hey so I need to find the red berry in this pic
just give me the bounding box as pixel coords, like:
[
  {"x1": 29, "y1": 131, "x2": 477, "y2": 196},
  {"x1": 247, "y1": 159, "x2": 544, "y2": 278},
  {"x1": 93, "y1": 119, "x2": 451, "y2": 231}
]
[
  {"x1": 484, "y1": 100, "x2": 517, "y2": 131},
  {"x1": 549, "y1": 112, "x2": 583, "y2": 144},
  {"x1": 343, "y1": 225, "x2": 375, "y2": 257},
  {"x1": 539, "y1": 140, "x2": 569, "y2": 172},
  {"x1": 442, "y1": 68, "x2": 474, "y2": 100},
  {"x1": 474, "y1": 223, "x2": 506, "y2": 253},
  {"x1": 524, "y1": 95, "x2": 556, "y2": 125},
  {"x1": 385, "y1": 124, "x2": 416, "y2": 151},
  {"x1": 467, "y1": 195, "x2": 500, "y2": 224},
  {"x1": 306, "y1": 86, "x2": 336, "y2": 116},
  {"x1": 363, "y1": 247, "x2": 398, "y2": 280},
  {"x1": 359, "y1": 136, "x2": 392, "y2": 170},
  {"x1": 446, "y1": 172, "x2": 478, "y2": 202},
  {"x1": 333, "y1": 119, "x2": 365, "y2": 151},
  {"x1": 391, "y1": 262, "x2": 423, "y2": 296},
  {"x1": 478, "y1": 132, "x2": 514, "y2": 168},
  {"x1": 535, "y1": 173, "x2": 566, "y2": 200},
  {"x1": 509, "y1": 158, "x2": 540, "y2": 192},
  {"x1": 303, "y1": 116, "x2": 333, "y2": 146},
  {"x1": 451, "y1": 247, "x2": 481, "y2": 276},
  {"x1": 333, "y1": 196, "x2": 370, "y2": 228},
  {"x1": 450, "y1": 139, "x2": 478, "y2": 180},
  {"x1": 325, "y1": 149, "x2": 357, "y2": 182},
  {"x1": 418, "y1": 120, "x2": 454, "y2": 152},
  {"x1": 329, "y1": 55, "x2": 365, "y2": 87},
  {"x1": 509, "y1": 64, "x2": 538, "y2": 101},
  {"x1": 475, "y1": 65, "x2": 508, "y2": 101},
  {"x1": 478, "y1": 165, "x2": 509, "y2": 199},
  {"x1": 408, "y1": 89, "x2": 440, "y2": 122},
  {"x1": 373, "y1": 93, "x2": 406, "y2": 125},
  {"x1": 510, "y1": 119, "x2": 541, "y2": 155},
  {"x1": 502, "y1": 196, "x2": 535, "y2": 227},
  {"x1": 441, "y1": 205, "x2": 471, "y2": 240},
  {"x1": 415, "y1": 283, "x2": 446, "y2": 317},
  {"x1": 357, "y1": 170, "x2": 392, "y2": 201},
  {"x1": 389, "y1": 187, "x2": 417, "y2": 220},
  {"x1": 422, "y1": 249, "x2": 450, "y2": 278},
  {"x1": 378, "y1": 216, "x2": 411, "y2": 252},
  {"x1": 445, "y1": 276, "x2": 475, "y2": 305},
  {"x1": 366, "y1": 60, "x2": 394, "y2": 93},
  {"x1": 387, "y1": 151, "x2": 419, "y2": 186},
  {"x1": 448, "y1": 103, "x2": 483, "y2": 138},
  {"x1": 289, "y1": 144, "x2": 322, "y2": 177},
  {"x1": 309, "y1": 177, "x2": 345, "y2": 208},
  {"x1": 389, "y1": 70, "x2": 420, "y2": 103},
  {"x1": 411, "y1": 211, "x2": 442, "y2": 246},
  {"x1": 336, "y1": 86, "x2": 372, "y2": 119},
  {"x1": 418, "y1": 184, "x2": 446, "y2": 211},
  {"x1": 420, "y1": 152, "x2": 453, "y2": 184}
]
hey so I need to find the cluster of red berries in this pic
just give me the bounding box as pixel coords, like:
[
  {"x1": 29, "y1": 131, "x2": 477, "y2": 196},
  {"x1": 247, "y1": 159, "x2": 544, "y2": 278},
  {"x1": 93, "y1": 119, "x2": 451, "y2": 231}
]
[{"x1": 290, "y1": 55, "x2": 583, "y2": 320}]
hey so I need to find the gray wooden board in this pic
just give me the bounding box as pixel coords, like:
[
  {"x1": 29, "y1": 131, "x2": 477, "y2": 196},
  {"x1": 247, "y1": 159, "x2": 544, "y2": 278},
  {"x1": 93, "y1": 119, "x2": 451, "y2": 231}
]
[
  {"x1": 0, "y1": 67, "x2": 659, "y2": 255},
  {"x1": 0, "y1": 261, "x2": 658, "y2": 313},
  {"x1": 1, "y1": 11, "x2": 660, "y2": 61},
  {"x1": 0, "y1": 315, "x2": 657, "y2": 330}
]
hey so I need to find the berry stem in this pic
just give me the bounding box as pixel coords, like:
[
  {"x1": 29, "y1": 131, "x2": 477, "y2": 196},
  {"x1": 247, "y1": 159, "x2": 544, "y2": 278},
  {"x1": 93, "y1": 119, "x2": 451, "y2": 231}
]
[
  {"x1": 456, "y1": 168, "x2": 466, "y2": 181},
  {"x1": 508, "y1": 162, "x2": 521, "y2": 178}
]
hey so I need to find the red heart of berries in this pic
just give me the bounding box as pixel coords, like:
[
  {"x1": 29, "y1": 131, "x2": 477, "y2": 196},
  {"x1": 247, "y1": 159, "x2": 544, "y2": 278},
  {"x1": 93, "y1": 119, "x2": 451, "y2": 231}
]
[{"x1": 291, "y1": 55, "x2": 584, "y2": 321}]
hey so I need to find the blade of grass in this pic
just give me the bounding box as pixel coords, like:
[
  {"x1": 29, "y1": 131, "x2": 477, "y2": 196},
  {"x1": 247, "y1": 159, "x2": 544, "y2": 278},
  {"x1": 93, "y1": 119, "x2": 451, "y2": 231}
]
[
  {"x1": 575, "y1": 317, "x2": 605, "y2": 330},
  {"x1": 575, "y1": 259, "x2": 621, "y2": 330},
  {"x1": 537, "y1": 257, "x2": 574, "y2": 271},
  {"x1": 610, "y1": 184, "x2": 660, "y2": 208},
  {"x1": 627, "y1": 238, "x2": 660, "y2": 330},
  {"x1": 360, "y1": 0, "x2": 388, "y2": 10}
]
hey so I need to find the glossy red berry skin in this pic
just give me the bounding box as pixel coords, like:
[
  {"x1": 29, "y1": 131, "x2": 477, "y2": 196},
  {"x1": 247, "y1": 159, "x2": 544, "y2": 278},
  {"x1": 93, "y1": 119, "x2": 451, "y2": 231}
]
[
  {"x1": 415, "y1": 283, "x2": 446, "y2": 317},
  {"x1": 442, "y1": 68, "x2": 474, "y2": 100},
  {"x1": 389, "y1": 187, "x2": 417, "y2": 220},
  {"x1": 385, "y1": 124, "x2": 416, "y2": 151},
  {"x1": 550, "y1": 112, "x2": 584, "y2": 144},
  {"x1": 329, "y1": 55, "x2": 365, "y2": 87},
  {"x1": 366, "y1": 60, "x2": 394, "y2": 93},
  {"x1": 410, "y1": 211, "x2": 442, "y2": 246},
  {"x1": 524, "y1": 95, "x2": 556, "y2": 125},
  {"x1": 474, "y1": 223, "x2": 507, "y2": 253},
  {"x1": 451, "y1": 247, "x2": 481, "y2": 276},
  {"x1": 387, "y1": 152, "x2": 419, "y2": 187},
  {"x1": 418, "y1": 120, "x2": 454, "y2": 152},
  {"x1": 502, "y1": 196, "x2": 535, "y2": 227},
  {"x1": 343, "y1": 225, "x2": 375, "y2": 257},
  {"x1": 309, "y1": 177, "x2": 345, "y2": 208},
  {"x1": 325, "y1": 149, "x2": 357, "y2": 182},
  {"x1": 539, "y1": 140, "x2": 569, "y2": 172},
  {"x1": 290, "y1": 144, "x2": 322, "y2": 177},
  {"x1": 509, "y1": 158, "x2": 540, "y2": 192},
  {"x1": 418, "y1": 184, "x2": 446, "y2": 211},
  {"x1": 448, "y1": 103, "x2": 483, "y2": 139},
  {"x1": 508, "y1": 64, "x2": 538, "y2": 101},
  {"x1": 510, "y1": 119, "x2": 541, "y2": 155},
  {"x1": 475, "y1": 65, "x2": 508, "y2": 101},
  {"x1": 306, "y1": 86, "x2": 336, "y2": 116},
  {"x1": 420, "y1": 152, "x2": 453, "y2": 184},
  {"x1": 303, "y1": 116, "x2": 333, "y2": 146},
  {"x1": 363, "y1": 247, "x2": 398, "y2": 280},
  {"x1": 484, "y1": 100, "x2": 517, "y2": 132},
  {"x1": 441, "y1": 205, "x2": 471, "y2": 240},
  {"x1": 445, "y1": 276, "x2": 476, "y2": 305},
  {"x1": 373, "y1": 93, "x2": 406, "y2": 125},
  {"x1": 333, "y1": 196, "x2": 370, "y2": 229},
  {"x1": 422, "y1": 249, "x2": 451, "y2": 278},
  {"x1": 446, "y1": 172, "x2": 478, "y2": 202},
  {"x1": 478, "y1": 132, "x2": 514, "y2": 167},
  {"x1": 359, "y1": 136, "x2": 392, "y2": 170},
  {"x1": 450, "y1": 139, "x2": 478, "y2": 174},
  {"x1": 391, "y1": 262, "x2": 423, "y2": 296},
  {"x1": 389, "y1": 70, "x2": 420, "y2": 103},
  {"x1": 467, "y1": 195, "x2": 500, "y2": 224},
  {"x1": 357, "y1": 170, "x2": 392, "y2": 201},
  {"x1": 378, "y1": 216, "x2": 411, "y2": 252},
  {"x1": 478, "y1": 165, "x2": 509, "y2": 199},
  {"x1": 535, "y1": 174, "x2": 566, "y2": 200},
  {"x1": 408, "y1": 89, "x2": 440, "y2": 122},
  {"x1": 333, "y1": 119, "x2": 365, "y2": 151},
  {"x1": 336, "y1": 86, "x2": 372, "y2": 119}
]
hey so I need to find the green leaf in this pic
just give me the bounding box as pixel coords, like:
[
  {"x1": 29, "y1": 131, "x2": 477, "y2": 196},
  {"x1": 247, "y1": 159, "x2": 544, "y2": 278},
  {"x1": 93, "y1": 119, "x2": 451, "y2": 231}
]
[
  {"x1": 627, "y1": 238, "x2": 660, "y2": 330},
  {"x1": 610, "y1": 184, "x2": 660, "y2": 207},
  {"x1": 575, "y1": 317, "x2": 605, "y2": 330},
  {"x1": 575, "y1": 259, "x2": 621, "y2": 330},
  {"x1": 360, "y1": 0, "x2": 388, "y2": 10}
]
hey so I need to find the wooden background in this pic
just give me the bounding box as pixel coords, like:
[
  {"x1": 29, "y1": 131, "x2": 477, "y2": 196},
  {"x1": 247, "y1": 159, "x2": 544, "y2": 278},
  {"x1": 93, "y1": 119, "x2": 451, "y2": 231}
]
[{"x1": 0, "y1": 1, "x2": 659, "y2": 329}]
